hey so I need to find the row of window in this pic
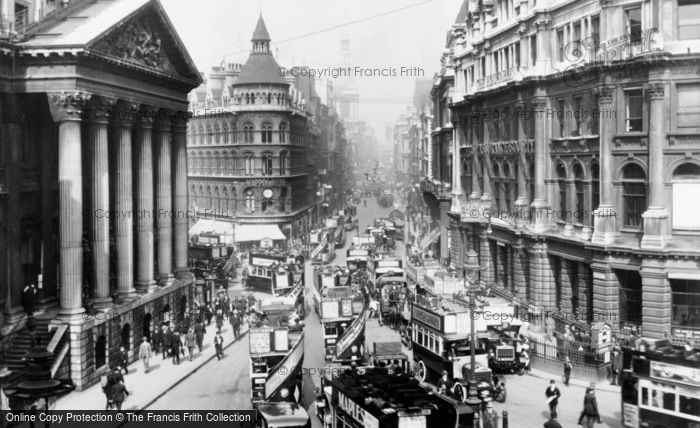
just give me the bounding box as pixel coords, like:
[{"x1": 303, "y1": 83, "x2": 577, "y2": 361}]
[
  {"x1": 191, "y1": 190, "x2": 289, "y2": 215},
  {"x1": 412, "y1": 324, "x2": 443, "y2": 356},
  {"x1": 189, "y1": 124, "x2": 291, "y2": 145},
  {"x1": 188, "y1": 152, "x2": 300, "y2": 176}
]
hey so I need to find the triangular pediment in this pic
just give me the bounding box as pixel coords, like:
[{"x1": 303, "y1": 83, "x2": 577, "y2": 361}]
[{"x1": 87, "y1": 1, "x2": 201, "y2": 83}]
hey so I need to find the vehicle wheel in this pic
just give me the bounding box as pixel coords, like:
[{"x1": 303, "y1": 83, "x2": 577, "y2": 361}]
[
  {"x1": 417, "y1": 360, "x2": 427, "y2": 382},
  {"x1": 453, "y1": 383, "x2": 466, "y2": 402}
]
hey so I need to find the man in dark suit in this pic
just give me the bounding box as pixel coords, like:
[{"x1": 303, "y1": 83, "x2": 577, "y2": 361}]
[
  {"x1": 170, "y1": 331, "x2": 181, "y2": 365},
  {"x1": 545, "y1": 379, "x2": 561, "y2": 419},
  {"x1": 578, "y1": 384, "x2": 601, "y2": 428},
  {"x1": 162, "y1": 325, "x2": 172, "y2": 360},
  {"x1": 194, "y1": 321, "x2": 205, "y2": 352}
]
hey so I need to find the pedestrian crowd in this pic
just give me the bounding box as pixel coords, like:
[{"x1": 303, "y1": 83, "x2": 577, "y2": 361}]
[{"x1": 100, "y1": 288, "x2": 254, "y2": 410}]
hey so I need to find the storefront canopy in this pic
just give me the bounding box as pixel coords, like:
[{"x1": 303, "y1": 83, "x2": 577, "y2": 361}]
[
  {"x1": 188, "y1": 219, "x2": 234, "y2": 237},
  {"x1": 235, "y1": 224, "x2": 286, "y2": 242}
]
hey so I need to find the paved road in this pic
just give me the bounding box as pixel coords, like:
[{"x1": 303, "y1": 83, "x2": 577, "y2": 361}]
[{"x1": 145, "y1": 323, "x2": 252, "y2": 410}]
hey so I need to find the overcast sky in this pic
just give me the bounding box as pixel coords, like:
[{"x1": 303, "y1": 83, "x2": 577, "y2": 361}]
[{"x1": 160, "y1": 0, "x2": 461, "y2": 144}]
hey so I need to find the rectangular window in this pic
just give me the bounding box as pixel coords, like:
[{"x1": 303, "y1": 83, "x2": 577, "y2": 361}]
[
  {"x1": 625, "y1": 89, "x2": 644, "y2": 132},
  {"x1": 591, "y1": 93, "x2": 600, "y2": 134},
  {"x1": 573, "y1": 95, "x2": 583, "y2": 136},
  {"x1": 481, "y1": 57, "x2": 486, "y2": 78},
  {"x1": 514, "y1": 42, "x2": 520, "y2": 69},
  {"x1": 677, "y1": 83, "x2": 700, "y2": 127},
  {"x1": 530, "y1": 35, "x2": 537, "y2": 66},
  {"x1": 573, "y1": 22, "x2": 581, "y2": 45},
  {"x1": 671, "y1": 279, "x2": 700, "y2": 329},
  {"x1": 557, "y1": 28, "x2": 565, "y2": 61},
  {"x1": 616, "y1": 270, "x2": 643, "y2": 327},
  {"x1": 494, "y1": 52, "x2": 499, "y2": 73},
  {"x1": 679, "y1": 0, "x2": 700, "y2": 39},
  {"x1": 626, "y1": 7, "x2": 642, "y2": 44},
  {"x1": 623, "y1": 181, "x2": 647, "y2": 227},
  {"x1": 558, "y1": 99, "x2": 566, "y2": 137}
]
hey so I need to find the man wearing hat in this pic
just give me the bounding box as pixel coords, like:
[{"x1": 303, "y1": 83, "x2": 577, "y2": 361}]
[
  {"x1": 436, "y1": 370, "x2": 453, "y2": 395},
  {"x1": 482, "y1": 402, "x2": 499, "y2": 428},
  {"x1": 545, "y1": 379, "x2": 561, "y2": 418},
  {"x1": 578, "y1": 383, "x2": 601, "y2": 427}
]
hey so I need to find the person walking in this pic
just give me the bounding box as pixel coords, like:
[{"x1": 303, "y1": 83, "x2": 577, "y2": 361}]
[
  {"x1": 152, "y1": 327, "x2": 163, "y2": 358},
  {"x1": 170, "y1": 331, "x2": 181, "y2": 365},
  {"x1": 138, "y1": 337, "x2": 152, "y2": 374},
  {"x1": 216, "y1": 309, "x2": 224, "y2": 333},
  {"x1": 231, "y1": 313, "x2": 241, "y2": 339},
  {"x1": 162, "y1": 325, "x2": 172, "y2": 360},
  {"x1": 21, "y1": 284, "x2": 37, "y2": 317},
  {"x1": 205, "y1": 304, "x2": 213, "y2": 326},
  {"x1": 117, "y1": 346, "x2": 129, "y2": 375},
  {"x1": 194, "y1": 320, "x2": 205, "y2": 352},
  {"x1": 101, "y1": 368, "x2": 115, "y2": 410},
  {"x1": 482, "y1": 402, "x2": 499, "y2": 428},
  {"x1": 185, "y1": 328, "x2": 196, "y2": 361},
  {"x1": 110, "y1": 380, "x2": 129, "y2": 411},
  {"x1": 578, "y1": 384, "x2": 602, "y2": 427},
  {"x1": 214, "y1": 332, "x2": 224, "y2": 360},
  {"x1": 611, "y1": 348, "x2": 623, "y2": 385},
  {"x1": 545, "y1": 379, "x2": 561, "y2": 419},
  {"x1": 564, "y1": 356, "x2": 573, "y2": 386}
]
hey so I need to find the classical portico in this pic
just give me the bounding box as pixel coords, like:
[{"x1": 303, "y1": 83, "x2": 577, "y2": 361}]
[{"x1": 0, "y1": 0, "x2": 201, "y2": 389}]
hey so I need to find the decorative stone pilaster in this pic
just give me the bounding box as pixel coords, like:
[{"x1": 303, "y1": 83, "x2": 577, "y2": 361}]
[
  {"x1": 529, "y1": 239, "x2": 554, "y2": 311},
  {"x1": 641, "y1": 259, "x2": 671, "y2": 339},
  {"x1": 86, "y1": 96, "x2": 116, "y2": 309},
  {"x1": 560, "y1": 259, "x2": 573, "y2": 314},
  {"x1": 49, "y1": 91, "x2": 92, "y2": 318},
  {"x1": 577, "y1": 262, "x2": 592, "y2": 323},
  {"x1": 451, "y1": 118, "x2": 464, "y2": 213},
  {"x1": 439, "y1": 200, "x2": 451, "y2": 261},
  {"x1": 513, "y1": 101, "x2": 529, "y2": 228},
  {"x1": 591, "y1": 259, "x2": 619, "y2": 331},
  {"x1": 112, "y1": 101, "x2": 139, "y2": 300},
  {"x1": 172, "y1": 113, "x2": 191, "y2": 279},
  {"x1": 530, "y1": 97, "x2": 549, "y2": 233},
  {"x1": 155, "y1": 112, "x2": 175, "y2": 286},
  {"x1": 535, "y1": 19, "x2": 551, "y2": 74},
  {"x1": 592, "y1": 85, "x2": 619, "y2": 245},
  {"x1": 641, "y1": 83, "x2": 671, "y2": 250},
  {"x1": 134, "y1": 106, "x2": 159, "y2": 293},
  {"x1": 512, "y1": 242, "x2": 529, "y2": 300},
  {"x1": 479, "y1": 230, "x2": 495, "y2": 285}
]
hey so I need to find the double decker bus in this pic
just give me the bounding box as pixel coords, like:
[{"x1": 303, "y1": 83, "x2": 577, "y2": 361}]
[
  {"x1": 309, "y1": 228, "x2": 335, "y2": 265},
  {"x1": 312, "y1": 265, "x2": 351, "y2": 316},
  {"x1": 346, "y1": 247, "x2": 372, "y2": 271},
  {"x1": 621, "y1": 339, "x2": 700, "y2": 428},
  {"x1": 326, "y1": 366, "x2": 475, "y2": 428},
  {"x1": 326, "y1": 215, "x2": 347, "y2": 247},
  {"x1": 315, "y1": 286, "x2": 365, "y2": 360},
  {"x1": 410, "y1": 295, "x2": 495, "y2": 402},
  {"x1": 376, "y1": 274, "x2": 410, "y2": 323},
  {"x1": 248, "y1": 251, "x2": 304, "y2": 297}
]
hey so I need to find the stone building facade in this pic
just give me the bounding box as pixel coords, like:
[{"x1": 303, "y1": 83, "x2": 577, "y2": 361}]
[
  {"x1": 431, "y1": 0, "x2": 700, "y2": 341},
  {"x1": 187, "y1": 16, "x2": 322, "y2": 242},
  {"x1": 0, "y1": 0, "x2": 201, "y2": 389}
]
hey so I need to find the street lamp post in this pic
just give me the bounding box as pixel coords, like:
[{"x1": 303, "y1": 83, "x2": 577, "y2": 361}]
[{"x1": 463, "y1": 247, "x2": 483, "y2": 409}]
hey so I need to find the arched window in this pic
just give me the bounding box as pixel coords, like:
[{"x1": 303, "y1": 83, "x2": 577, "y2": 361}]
[
  {"x1": 621, "y1": 164, "x2": 647, "y2": 228},
  {"x1": 222, "y1": 123, "x2": 229, "y2": 143},
  {"x1": 262, "y1": 121, "x2": 273, "y2": 143},
  {"x1": 214, "y1": 123, "x2": 221, "y2": 144},
  {"x1": 206, "y1": 124, "x2": 213, "y2": 144},
  {"x1": 591, "y1": 163, "x2": 600, "y2": 214},
  {"x1": 205, "y1": 186, "x2": 212, "y2": 208},
  {"x1": 574, "y1": 164, "x2": 585, "y2": 224},
  {"x1": 279, "y1": 122, "x2": 287, "y2": 143},
  {"x1": 279, "y1": 187, "x2": 287, "y2": 212},
  {"x1": 245, "y1": 188, "x2": 255, "y2": 212},
  {"x1": 213, "y1": 186, "x2": 221, "y2": 210},
  {"x1": 492, "y1": 163, "x2": 501, "y2": 212},
  {"x1": 245, "y1": 93, "x2": 250, "y2": 104},
  {"x1": 198, "y1": 185, "x2": 204, "y2": 209},
  {"x1": 213, "y1": 151, "x2": 221, "y2": 174},
  {"x1": 556, "y1": 163, "x2": 567, "y2": 221},
  {"x1": 228, "y1": 151, "x2": 236, "y2": 172},
  {"x1": 267, "y1": 93, "x2": 272, "y2": 104},
  {"x1": 205, "y1": 151, "x2": 212, "y2": 174},
  {"x1": 672, "y1": 162, "x2": 700, "y2": 229},
  {"x1": 244, "y1": 153, "x2": 254, "y2": 176},
  {"x1": 198, "y1": 125, "x2": 205, "y2": 145},
  {"x1": 230, "y1": 187, "x2": 237, "y2": 212},
  {"x1": 243, "y1": 123, "x2": 254, "y2": 143},
  {"x1": 232, "y1": 123, "x2": 238, "y2": 143},
  {"x1": 279, "y1": 151, "x2": 288, "y2": 175},
  {"x1": 261, "y1": 153, "x2": 274, "y2": 176},
  {"x1": 222, "y1": 187, "x2": 229, "y2": 212}
]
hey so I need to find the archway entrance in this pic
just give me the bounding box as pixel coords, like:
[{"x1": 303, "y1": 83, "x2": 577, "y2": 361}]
[
  {"x1": 121, "y1": 324, "x2": 131, "y2": 350},
  {"x1": 143, "y1": 313, "x2": 152, "y2": 341}
]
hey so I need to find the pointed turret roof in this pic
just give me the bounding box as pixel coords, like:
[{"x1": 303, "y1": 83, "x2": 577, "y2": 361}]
[{"x1": 252, "y1": 14, "x2": 271, "y2": 41}]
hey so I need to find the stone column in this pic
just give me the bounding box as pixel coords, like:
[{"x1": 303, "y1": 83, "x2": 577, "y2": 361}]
[
  {"x1": 577, "y1": 262, "x2": 591, "y2": 323},
  {"x1": 479, "y1": 230, "x2": 495, "y2": 285},
  {"x1": 564, "y1": 179, "x2": 575, "y2": 236},
  {"x1": 450, "y1": 114, "x2": 464, "y2": 213},
  {"x1": 514, "y1": 100, "x2": 529, "y2": 227},
  {"x1": 592, "y1": 85, "x2": 618, "y2": 244},
  {"x1": 86, "y1": 97, "x2": 116, "y2": 309},
  {"x1": 641, "y1": 259, "x2": 671, "y2": 339},
  {"x1": 439, "y1": 200, "x2": 450, "y2": 261},
  {"x1": 535, "y1": 19, "x2": 551, "y2": 74},
  {"x1": 470, "y1": 114, "x2": 482, "y2": 201},
  {"x1": 530, "y1": 96, "x2": 549, "y2": 233},
  {"x1": 591, "y1": 258, "x2": 619, "y2": 331},
  {"x1": 134, "y1": 107, "x2": 158, "y2": 293},
  {"x1": 49, "y1": 92, "x2": 92, "y2": 318},
  {"x1": 155, "y1": 113, "x2": 175, "y2": 286},
  {"x1": 112, "y1": 101, "x2": 139, "y2": 300},
  {"x1": 560, "y1": 259, "x2": 573, "y2": 314},
  {"x1": 641, "y1": 82, "x2": 671, "y2": 249},
  {"x1": 529, "y1": 240, "x2": 554, "y2": 312},
  {"x1": 1, "y1": 94, "x2": 23, "y2": 323},
  {"x1": 512, "y1": 242, "x2": 528, "y2": 300},
  {"x1": 172, "y1": 113, "x2": 191, "y2": 279}
]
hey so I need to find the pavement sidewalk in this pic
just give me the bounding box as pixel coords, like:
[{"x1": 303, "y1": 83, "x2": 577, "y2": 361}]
[
  {"x1": 528, "y1": 367, "x2": 621, "y2": 394},
  {"x1": 55, "y1": 265, "x2": 260, "y2": 411}
]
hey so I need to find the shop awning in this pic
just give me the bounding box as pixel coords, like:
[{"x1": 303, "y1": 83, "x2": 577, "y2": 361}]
[
  {"x1": 189, "y1": 219, "x2": 234, "y2": 236},
  {"x1": 235, "y1": 224, "x2": 286, "y2": 242},
  {"x1": 419, "y1": 227, "x2": 441, "y2": 250}
]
